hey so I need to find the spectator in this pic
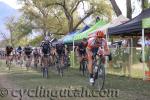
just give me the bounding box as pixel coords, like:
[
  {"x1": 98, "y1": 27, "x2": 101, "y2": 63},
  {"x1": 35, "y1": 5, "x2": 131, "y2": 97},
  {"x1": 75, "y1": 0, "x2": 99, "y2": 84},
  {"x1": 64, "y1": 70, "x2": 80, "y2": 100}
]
[
  {"x1": 121, "y1": 35, "x2": 131, "y2": 77},
  {"x1": 145, "y1": 36, "x2": 150, "y2": 71}
]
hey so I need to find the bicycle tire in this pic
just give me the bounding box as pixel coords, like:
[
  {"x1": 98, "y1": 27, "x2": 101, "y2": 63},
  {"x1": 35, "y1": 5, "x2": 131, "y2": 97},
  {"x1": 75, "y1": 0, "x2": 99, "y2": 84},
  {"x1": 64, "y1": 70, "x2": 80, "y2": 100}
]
[
  {"x1": 8, "y1": 61, "x2": 11, "y2": 71},
  {"x1": 59, "y1": 62, "x2": 64, "y2": 77},
  {"x1": 81, "y1": 60, "x2": 87, "y2": 76},
  {"x1": 45, "y1": 67, "x2": 48, "y2": 78},
  {"x1": 94, "y1": 64, "x2": 105, "y2": 91},
  {"x1": 26, "y1": 61, "x2": 30, "y2": 70}
]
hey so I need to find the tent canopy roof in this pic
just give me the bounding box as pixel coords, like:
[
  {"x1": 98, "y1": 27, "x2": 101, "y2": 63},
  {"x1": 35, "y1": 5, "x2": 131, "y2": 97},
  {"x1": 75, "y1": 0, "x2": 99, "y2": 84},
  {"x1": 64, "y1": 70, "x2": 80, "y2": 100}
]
[{"x1": 108, "y1": 8, "x2": 150, "y2": 35}]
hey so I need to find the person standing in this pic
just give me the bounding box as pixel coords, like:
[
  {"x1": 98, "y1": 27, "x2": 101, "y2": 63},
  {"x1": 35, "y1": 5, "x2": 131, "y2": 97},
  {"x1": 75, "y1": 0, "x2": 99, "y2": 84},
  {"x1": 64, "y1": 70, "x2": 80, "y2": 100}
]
[
  {"x1": 145, "y1": 36, "x2": 150, "y2": 71},
  {"x1": 121, "y1": 35, "x2": 131, "y2": 77}
]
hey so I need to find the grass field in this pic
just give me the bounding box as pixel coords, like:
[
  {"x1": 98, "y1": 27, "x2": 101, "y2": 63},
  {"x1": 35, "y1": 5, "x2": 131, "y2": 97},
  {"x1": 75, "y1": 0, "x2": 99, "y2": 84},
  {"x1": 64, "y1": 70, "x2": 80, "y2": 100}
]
[{"x1": 0, "y1": 60, "x2": 150, "y2": 100}]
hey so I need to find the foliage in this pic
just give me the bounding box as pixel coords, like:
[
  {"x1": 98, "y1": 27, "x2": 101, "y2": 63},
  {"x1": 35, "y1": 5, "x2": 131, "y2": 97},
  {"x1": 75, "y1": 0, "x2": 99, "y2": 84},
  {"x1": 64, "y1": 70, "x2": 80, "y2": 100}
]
[
  {"x1": 29, "y1": 35, "x2": 43, "y2": 46},
  {"x1": 5, "y1": 16, "x2": 32, "y2": 47},
  {"x1": 18, "y1": 0, "x2": 112, "y2": 37}
]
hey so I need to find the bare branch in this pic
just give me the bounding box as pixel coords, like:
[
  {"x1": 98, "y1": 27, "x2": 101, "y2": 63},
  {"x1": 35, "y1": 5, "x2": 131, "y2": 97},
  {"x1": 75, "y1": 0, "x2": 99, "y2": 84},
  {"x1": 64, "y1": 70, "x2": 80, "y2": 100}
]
[
  {"x1": 73, "y1": 10, "x2": 93, "y2": 31},
  {"x1": 71, "y1": 0, "x2": 85, "y2": 15},
  {"x1": 0, "y1": 32, "x2": 8, "y2": 41}
]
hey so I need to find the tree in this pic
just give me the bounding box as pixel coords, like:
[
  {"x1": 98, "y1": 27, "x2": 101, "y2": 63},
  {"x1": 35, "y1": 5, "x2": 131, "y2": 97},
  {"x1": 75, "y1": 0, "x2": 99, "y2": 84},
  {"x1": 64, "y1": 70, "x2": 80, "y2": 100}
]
[
  {"x1": 5, "y1": 16, "x2": 16, "y2": 47},
  {"x1": 19, "y1": 0, "x2": 112, "y2": 36},
  {"x1": 137, "y1": 0, "x2": 149, "y2": 11},
  {"x1": 5, "y1": 16, "x2": 32, "y2": 47},
  {"x1": 141, "y1": 0, "x2": 149, "y2": 11},
  {"x1": 109, "y1": 0, "x2": 122, "y2": 16},
  {"x1": 126, "y1": 0, "x2": 132, "y2": 19}
]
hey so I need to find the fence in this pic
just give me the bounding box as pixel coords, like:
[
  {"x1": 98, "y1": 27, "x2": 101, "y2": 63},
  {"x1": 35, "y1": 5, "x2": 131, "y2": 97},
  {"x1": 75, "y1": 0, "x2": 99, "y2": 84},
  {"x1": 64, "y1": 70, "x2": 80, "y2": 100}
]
[{"x1": 70, "y1": 47, "x2": 150, "y2": 79}]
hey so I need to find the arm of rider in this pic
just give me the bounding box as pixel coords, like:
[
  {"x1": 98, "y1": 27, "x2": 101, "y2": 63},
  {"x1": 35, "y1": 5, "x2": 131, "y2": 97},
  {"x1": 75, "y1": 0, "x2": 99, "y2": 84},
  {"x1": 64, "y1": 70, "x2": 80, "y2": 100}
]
[
  {"x1": 97, "y1": 43, "x2": 110, "y2": 56},
  {"x1": 104, "y1": 43, "x2": 110, "y2": 56}
]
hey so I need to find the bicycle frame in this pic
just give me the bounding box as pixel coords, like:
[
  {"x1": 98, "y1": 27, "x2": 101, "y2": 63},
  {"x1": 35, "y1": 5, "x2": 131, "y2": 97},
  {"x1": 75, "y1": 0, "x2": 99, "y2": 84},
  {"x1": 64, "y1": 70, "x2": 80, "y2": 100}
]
[
  {"x1": 25, "y1": 55, "x2": 32, "y2": 70},
  {"x1": 41, "y1": 54, "x2": 49, "y2": 78},
  {"x1": 93, "y1": 54, "x2": 105, "y2": 90},
  {"x1": 6, "y1": 55, "x2": 13, "y2": 70}
]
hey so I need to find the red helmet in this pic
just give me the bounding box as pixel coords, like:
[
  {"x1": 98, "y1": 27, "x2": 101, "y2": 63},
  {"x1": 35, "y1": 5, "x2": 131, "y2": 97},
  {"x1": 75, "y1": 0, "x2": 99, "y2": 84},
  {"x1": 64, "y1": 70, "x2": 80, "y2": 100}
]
[{"x1": 96, "y1": 31, "x2": 104, "y2": 38}]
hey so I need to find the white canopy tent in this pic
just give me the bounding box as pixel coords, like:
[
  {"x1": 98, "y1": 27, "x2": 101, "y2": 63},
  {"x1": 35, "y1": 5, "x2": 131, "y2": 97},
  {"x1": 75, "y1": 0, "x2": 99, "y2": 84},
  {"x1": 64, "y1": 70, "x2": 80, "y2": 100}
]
[{"x1": 88, "y1": 15, "x2": 129, "y2": 40}]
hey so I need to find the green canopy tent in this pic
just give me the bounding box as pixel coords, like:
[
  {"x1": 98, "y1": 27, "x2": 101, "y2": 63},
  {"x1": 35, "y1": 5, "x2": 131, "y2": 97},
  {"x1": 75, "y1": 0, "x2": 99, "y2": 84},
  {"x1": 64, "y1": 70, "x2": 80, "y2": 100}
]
[{"x1": 73, "y1": 20, "x2": 107, "y2": 41}]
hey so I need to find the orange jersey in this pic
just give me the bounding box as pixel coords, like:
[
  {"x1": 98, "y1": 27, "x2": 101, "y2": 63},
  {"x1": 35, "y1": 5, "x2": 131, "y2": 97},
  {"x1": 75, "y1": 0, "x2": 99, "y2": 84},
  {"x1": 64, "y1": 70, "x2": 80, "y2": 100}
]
[{"x1": 87, "y1": 37, "x2": 107, "y2": 50}]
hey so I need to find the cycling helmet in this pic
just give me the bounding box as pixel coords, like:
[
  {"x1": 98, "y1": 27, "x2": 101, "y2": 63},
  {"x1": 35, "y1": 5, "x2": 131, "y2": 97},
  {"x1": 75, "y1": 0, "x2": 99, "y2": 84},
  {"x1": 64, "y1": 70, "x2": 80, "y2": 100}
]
[{"x1": 96, "y1": 31, "x2": 104, "y2": 38}]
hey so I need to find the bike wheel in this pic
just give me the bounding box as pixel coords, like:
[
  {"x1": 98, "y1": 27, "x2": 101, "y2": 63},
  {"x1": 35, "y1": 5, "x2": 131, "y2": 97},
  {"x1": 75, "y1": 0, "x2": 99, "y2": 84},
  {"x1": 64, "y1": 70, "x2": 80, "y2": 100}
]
[
  {"x1": 8, "y1": 61, "x2": 11, "y2": 71},
  {"x1": 44, "y1": 67, "x2": 48, "y2": 78},
  {"x1": 34, "y1": 62, "x2": 38, "y2": 69},
  {"x1": 81, "y1": 61, "x2": 85, "y2": 76},
  {"x1": 42, "y1": 67, "x2": 45, "y2": 78},
  {"x1": 60, "y1": 67, "x2": 63, "y2": 77},
  {"x1": 81, "y1": 60, "x2": 88, "y2": 76},
  {"x1": 94, "y1": 64, "x2": 105, "y2": 91},
  {"x1": 26, "y1": 61, "x2": 29, "y2": 70},
  {"x1": 58, "y1": 63, "x2": 63, "y2": 77}
]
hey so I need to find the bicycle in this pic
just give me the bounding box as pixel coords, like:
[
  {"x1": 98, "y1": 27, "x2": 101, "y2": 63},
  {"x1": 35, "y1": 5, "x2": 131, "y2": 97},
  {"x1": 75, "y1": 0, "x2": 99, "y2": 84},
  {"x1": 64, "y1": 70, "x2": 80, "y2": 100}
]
[
  {"x1": 25, "y1": 55, "x2": 32, "y2": 70},
  {"x1": 6, "y1": 55, "x2": 13, "y2": 71},
  {"x1": 17, "y1": 53, "x2": 23, "y2": 67},
  {"x1": 63, "y1": 54, "x2": 70, "y2": 71},
  {"x1": 92, "y1": 54, "x2": 105, "y2": 90},
  {"x1": 33, "y1": 54, "x2": 40, "y2": 69},
  {"x1": 80, "y1": 57, "x2": 88, "y2": 76},
  {"x1": 41, "y1": 54, "x2": 49, "y2": 78},
  {"x1": 56, "y1": 55, "x2": 65, "y2": 77}
]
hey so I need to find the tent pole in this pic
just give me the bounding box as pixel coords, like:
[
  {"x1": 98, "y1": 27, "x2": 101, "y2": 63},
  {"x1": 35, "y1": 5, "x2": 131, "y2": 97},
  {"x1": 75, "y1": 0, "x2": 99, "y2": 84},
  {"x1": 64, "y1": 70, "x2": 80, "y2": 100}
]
[
  {"x1": 131, "y1": 38, "x2": 133, "y2": 65},
  {"x1": 142, "y1": 28, "x2": 145, "y2": 80},
  {"x1": 105, "y1": 29, "x2": 109, "y2": 70},
  {"x1": 73, "y1": 38, "x2": 75, "y2": 68}
]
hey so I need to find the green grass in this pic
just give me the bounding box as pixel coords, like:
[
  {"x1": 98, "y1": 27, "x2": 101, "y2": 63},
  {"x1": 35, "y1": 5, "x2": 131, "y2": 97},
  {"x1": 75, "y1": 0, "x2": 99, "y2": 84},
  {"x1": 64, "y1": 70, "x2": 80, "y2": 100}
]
[{"x1": 0, "y1": 61, "x2": 150, "y2": 100}]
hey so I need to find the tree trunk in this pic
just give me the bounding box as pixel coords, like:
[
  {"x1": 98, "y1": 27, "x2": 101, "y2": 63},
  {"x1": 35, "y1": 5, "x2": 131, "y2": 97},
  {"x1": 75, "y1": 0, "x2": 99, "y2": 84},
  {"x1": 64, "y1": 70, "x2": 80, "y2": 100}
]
[
  {"x1": 126, "y1": 0, "x2": 132, "y2": 19},
  {"x1": 68, "y1": 17, "x2": 74, "y2": 33},
  {"x1": 142, "y1": 0, "x2": 149, "y2": 11},
  {"x1": 110, "y1": 0, "x2": 122, "y2": 16}
]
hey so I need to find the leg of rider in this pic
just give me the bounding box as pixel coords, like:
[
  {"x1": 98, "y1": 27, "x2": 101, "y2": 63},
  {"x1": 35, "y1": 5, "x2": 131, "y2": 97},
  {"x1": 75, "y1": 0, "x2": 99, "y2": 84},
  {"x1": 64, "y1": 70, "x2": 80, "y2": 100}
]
[
  {"x1": 40, "y1": 56, "x2": 43, "y2": 66},
  {"x1": 87, "y1": 48, "x2": 93, "y2": 80},
  {"x1": 79, "y1": 54, "x2": 82, "y2": 71},
  {"x1": 6, "y1": 55, "x2": 8, "y2": 64},
  {"x1": 61, "y1": 54, "x2": 63, "y2": 66}
]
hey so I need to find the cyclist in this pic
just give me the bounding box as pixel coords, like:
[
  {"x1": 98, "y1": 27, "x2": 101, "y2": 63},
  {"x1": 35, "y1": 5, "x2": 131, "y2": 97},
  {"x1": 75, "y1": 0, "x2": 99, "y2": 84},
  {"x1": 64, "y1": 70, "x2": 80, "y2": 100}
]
[
  {"x1": 77, "y1": 38, "x2": 88, "y2": 71},
  {"x1": 33, "y1": 47, "x2": 40, "y2": 68},
  {"x1": 5, "y1": 45, "x2": 13, "y2": 65},
  {"x1": 56, "y1": 43, "x2": 65, "y2": 64},
  {"x1": 40, "y1": 40, "x2": 51, "y2": 66},
  {"x1": 24, "y1": 44, "x2": 33, "y2": 68},
  {"x1": 16, "y1": 46, "x2": 23, "y2": 64},
  {"x1": 17, "y1": 46, "x2": 22, "y2": 54},
  {"x1": 86, "y1": 31, "x2": 110, "y2": 85},
  {"x1": 50, "y1": 45, "x2": 57, "y2": 66}
]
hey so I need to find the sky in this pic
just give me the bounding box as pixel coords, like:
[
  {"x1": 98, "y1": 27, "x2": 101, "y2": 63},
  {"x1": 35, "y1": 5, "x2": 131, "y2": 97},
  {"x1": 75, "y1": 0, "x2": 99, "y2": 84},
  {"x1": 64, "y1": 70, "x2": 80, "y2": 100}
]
[
  {"x1": 0, "y1": 0, "x2": 142, "y2": 17},
  {"x1": 0, "y1": 0, "x2": 21, "y2": 9}
]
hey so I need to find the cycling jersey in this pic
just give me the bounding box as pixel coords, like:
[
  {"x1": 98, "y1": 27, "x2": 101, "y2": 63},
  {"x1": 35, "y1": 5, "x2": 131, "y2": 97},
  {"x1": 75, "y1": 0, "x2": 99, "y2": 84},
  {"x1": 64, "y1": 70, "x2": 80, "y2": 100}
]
[
  {"x1": 33, "y1": 50, "x2": 39, "y2": 57},
  {"x1": 78, "y1": 42, "x2": 87, "y2": 56},
  {"x1": 6, "y1": 46, "x2": 13, "y2": 56},
  {"x1": 56, "y1": 44, "x2": 65, "y2": 56},
  {"x1": 42, "y1": 43, "x2": 50, "y2": 55},
  {"x1": 24, "y1": 46, "x2": 33, "y2": 56},
  {"x1": 17, "y1": 47, "x2": 22, "y2": 54},
  {"x1": 87, "y1": 37, "x2": 107, "y2": 56}
]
